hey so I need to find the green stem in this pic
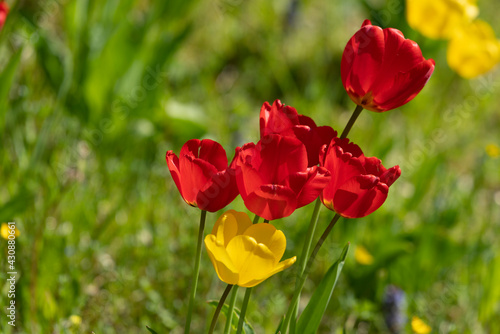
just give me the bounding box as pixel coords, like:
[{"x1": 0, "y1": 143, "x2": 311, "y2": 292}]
[
  {"x1": 184, "y1": 210, "x2": 207, "y2": 334},
  {"x1": 282, "y1": 214, "x2": 342, "y2": 333},
  {"x1": 209, "y1": 284, "x2": 234, "y2": 334},
  {"x1": 286, "y1": 198, "x2": 322, "y2": 331},
  {"x1": 224, "y1": 285, "x2": 239, "y2": 334},
  {"x1": 236, "y1": 288, "x2": 253, "y2": 334},
  {"x1": 298, "y1": 198, "x2": 322, "y2": 276},
  {"x1": 303, "y1": 214, "x2": 341, "y2": 276},
  {"x1": 253, "y1": 214, "x2": 260, "y2": 224},
  {"x1": 263, "y1": 219, "x2": 269, "y2": 224},
  {"x1": 340, "y1": 105, "x2": 363, "y2": 139}
]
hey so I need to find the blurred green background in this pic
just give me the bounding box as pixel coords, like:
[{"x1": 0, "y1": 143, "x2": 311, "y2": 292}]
[{"x1": 1, "y1": 0, "x2": 499, "y2": 333}]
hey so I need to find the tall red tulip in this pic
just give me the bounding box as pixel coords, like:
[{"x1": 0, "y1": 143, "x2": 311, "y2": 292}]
[
  {"x1": 260, "y1": 100, "x2": 337, "y2": 166},
  {"x1": 341, "y1": 20, "x2": 435, "y2": 112},
  {"x1": 0, "y1": 2, "x2": 8, "y2": 30},
  {"x1": 320, "y1": 137, "x2": 401, "y2": 218},
  {"x1": 166, "y1": 139, "x2": 239, "y2": 212},
  {"x1": 235, "y1": 134, "x2": 331, "y2": 220}
]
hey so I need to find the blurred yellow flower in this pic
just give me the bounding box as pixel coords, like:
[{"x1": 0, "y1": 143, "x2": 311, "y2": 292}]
[
  {"x1": 447, "y1": 20, "x2": 500, "y2": 79},
  {"x1": 486, "y1": 144, "x2": 500, "y2": 158},
  {"x1": 412, "y1": 316, "x2": 432, "y2": 334},
  {"x1": 69, "y1": 315, "x2": 82, "y2": 326},
  {"x1": 1, "y1": 223, "x2": 20, "y2": 240},
  {"x1": 406, "y1": 0, "x2": 478, "y2": 39},
  {"x1": 204, "y1": 210, "x2": 296, "y2": 288},
  {"x1": 354, "y1": 246, "x2": 374, "y2": 265}
]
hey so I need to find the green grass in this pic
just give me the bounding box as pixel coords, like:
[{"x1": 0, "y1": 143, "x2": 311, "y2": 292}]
[{"x1": 1, "y1": 0, "x2": 500, "y2": 333}]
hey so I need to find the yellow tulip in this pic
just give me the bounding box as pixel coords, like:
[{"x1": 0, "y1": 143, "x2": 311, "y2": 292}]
[
  {"x1": 486, "y1": 144, "x2": 500, "y2": 158},
  {"x1": 69, "y1": 315, "x2": 82, "y2": 326},
  {"x1": 447, "y1": 20, "x2": 500, "y2": 79},
  {"x1": 1, "y1": 223, "x2": 20, "y2": 240},
  {"x1": 354, "y1": 246, "x2": 374, "y2": 265},
  {"x1": 411, "y1": 316, "x2": 432, "y2": 334},
  {"x1": 406, "y1": 0, "x2": 478, "y2": 39},
  {"x1": 204, "y1": 210, "x2": 296, "y2": 288}
]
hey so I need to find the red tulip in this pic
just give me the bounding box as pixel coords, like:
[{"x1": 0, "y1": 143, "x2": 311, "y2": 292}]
[
  {"x1": 166, "y1": 139, "x2": 239, "y2": 212},
  {"x1": 235, "y1": 134, "x2": 331, "y2": 220},
  {"x1": 341, "y1": 20, "x2": 435, "y2": 112},
  {"x1": 320, "y1": 137, "x2": 401, "y2": 218},
  {"x1": 0, "y1": 2, "x2": 8, "y2": 30},
  {"x1": 260, "y1": 100, "x2": 337, "y2": 166}
]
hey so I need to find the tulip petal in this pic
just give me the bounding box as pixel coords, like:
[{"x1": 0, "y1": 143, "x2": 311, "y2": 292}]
[
  {"x1": 333, "y1": 175, "x2": 389, "y2": 218},
  {"x1": 229, "y1": 210, "x2": 253, "y2": 235},
  {"x1": 244, "y1": 184, "x2": 298, "y2": 220},
  {"x1": 235, "y1": 151, "x2": 267, "y2": 201},
  {"x1": 175, "y1": 140, "x2": 221, "y2": 207},
  {"x1": 380, "y1": 165, "x2": 401, "y2": 187},
  {"x1": 179, "y1": 139, "x2": 201, "y2": 160},
  {"x1": 329, "y1": 137, "x2": 364, "y2": 160},
  {"x1": 294, "y1": 116, "x2": 337, "y2": 166},
  {"x1": 198, "y1": 139, "x2": 229, "y2": 172},
  {"x1": 361, "y1": 156, "x2": 385, "y2": 176},
  {"x1": 342, "y1": 24, "x2": 385, "y2": 98},
  {"x1": 375, "y1": 59, "x2": 435, "y2": 110},
  {"x1": 288, "y1": 167, "x2": 331, "y2": 208},
  {"x1": 362, "y1": 19, "x2": 371, "y2": 27},
  {"x1": 321, "y1": 141, "x2": 365, "y2": 208},
  {"x1": 260, "y1": 100, "x2": 299, "y2": 137},
  {"x1": 264, "y1": 256, "x2": 297, "y2": 278},
  {"x1": 212, "y1": 210, "x2": 253, "y2": 246},
  {"x1": 388, "y1": 37, "x2": 425, "y2": 73},
  {"x1": 314, "y1": 126, "x2": 338, "y2": 151},
  {"x1": 204, "y1": 235, "x2": 240, "y2": 285},
  {"x1": 196, "y1": 169, "x2": 239, "y2": 212},
  {"x1": 240, "y1": 256, "x2": 297, "y2": 288},
  {"x1": 256, "y1": 135, "x2": 308, "y2": 183},
  {"x1": 243, "y1": 224, "x2": 286, "y2": 261},
  {"x1": 297, "y1": 114, "x2": 316, "y2": 128},
  {"x1": 210, "y1": 211, "x2": 234, "y2": 246},
  {"x1": 373, "y1": 29, "x2": 424, "y2": 88},
  {"x1": 225, "y1": 235, "x2": 276, "y2": 285},
  {"x1": 166, "y1": 151, "x2": 185, "y2": 201},
  {"x1": 179, "y1": 156, "x2": 218, "y2": 206}
]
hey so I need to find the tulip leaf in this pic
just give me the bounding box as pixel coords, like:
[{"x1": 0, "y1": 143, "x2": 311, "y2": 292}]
[
  {"x1": 208, "y1": 300, "x2": 255, "y2": 334},
  {"x1": 275, "y1": 315, "x2": 284, "y2": 333},
  {"x1": 0, "y1": 48, "x2": 22, "y2": 130},
  {"x1": 145, "y1": 326, "x2": 158, "y2": 334},
  {"x1": 296, "y1": 242, "x2": 350, "y2": 334}
]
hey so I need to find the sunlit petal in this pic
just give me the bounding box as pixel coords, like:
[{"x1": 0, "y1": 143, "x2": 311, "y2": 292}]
[
  {"x1": 204, "y1": 235, "x2": 239, "y2": 285},
  {"x1": 243, "y1": 224, "x2": 286, "y2": 261}
]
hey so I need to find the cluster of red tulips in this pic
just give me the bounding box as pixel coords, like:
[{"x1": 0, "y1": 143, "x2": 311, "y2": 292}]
[
  {"x1": 167, "y1": 98, "x2": 401, "y2": 221},
  {"x1": 167, "y1": 20, "x2": 435, "y2": 221},
  {"x1": 166, "y1": 20, "x2": 435, "y2": 333}
]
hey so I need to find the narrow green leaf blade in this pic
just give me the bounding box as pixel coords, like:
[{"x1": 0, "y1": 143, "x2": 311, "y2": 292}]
[
  {"x1": 146, "y1": 326, "x2": 159, "y2": 334},
  {"x1": 296, "y1": 243, "x2": 350, "y2": 334},
  {"x1": 275, "y1": 315, "x2": 284, "y2": 334},
  {"x1": 0, "y1": 48, "x2": 22, "y2": 129}
]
